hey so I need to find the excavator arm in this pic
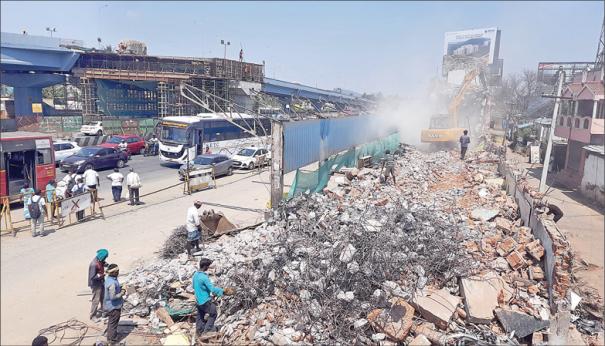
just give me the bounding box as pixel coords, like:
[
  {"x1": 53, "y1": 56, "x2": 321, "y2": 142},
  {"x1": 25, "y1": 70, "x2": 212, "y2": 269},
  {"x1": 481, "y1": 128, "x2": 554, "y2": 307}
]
[{"x1": 447, "y1": 67, "x2": 482, "y2": 128}]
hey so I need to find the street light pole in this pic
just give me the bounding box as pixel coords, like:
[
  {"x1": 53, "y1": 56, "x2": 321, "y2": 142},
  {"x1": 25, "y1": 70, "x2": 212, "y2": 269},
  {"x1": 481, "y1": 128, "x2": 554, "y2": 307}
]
[
  {"x1": 539, "y1": 67, "x2": 565, "y2": 192},
  {"x1": 46, "y1": 27, "x2": 56, "y2": 37},
  {"x1": 220, "y1": 39, "x2": 230, "y2": 60}
]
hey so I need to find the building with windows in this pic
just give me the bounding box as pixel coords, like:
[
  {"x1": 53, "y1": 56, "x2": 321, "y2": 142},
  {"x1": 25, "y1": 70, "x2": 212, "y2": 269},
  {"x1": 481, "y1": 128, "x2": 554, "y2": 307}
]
[{"x1": 553, "y1": 69, "x2": 604, "y2": 188}]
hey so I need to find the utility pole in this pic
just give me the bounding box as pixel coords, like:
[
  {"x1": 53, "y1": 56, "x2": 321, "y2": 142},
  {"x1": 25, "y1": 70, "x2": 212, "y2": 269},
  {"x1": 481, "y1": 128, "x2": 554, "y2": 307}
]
[
  {"x1": 539, "y1": 67, "x2": 565, "y2": 192},
  {"x1": 220, "y1": 40, "x2": 230, "y2": 60}
]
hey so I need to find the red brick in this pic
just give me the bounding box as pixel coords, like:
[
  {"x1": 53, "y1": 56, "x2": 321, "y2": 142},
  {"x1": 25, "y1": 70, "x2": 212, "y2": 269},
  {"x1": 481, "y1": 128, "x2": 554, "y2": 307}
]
[
  {"x1": 506, "y1": 251, "x2": 526, "y2": 270},
  {"x1": 497, "y1": 237, "x2": 517, "y2": 256},
  {"x1": 528, "y1": 266, "x2": 545, "y2": 281},
  {"x1": 526, "y1": 240, "x2": 545, "y2": 261}
]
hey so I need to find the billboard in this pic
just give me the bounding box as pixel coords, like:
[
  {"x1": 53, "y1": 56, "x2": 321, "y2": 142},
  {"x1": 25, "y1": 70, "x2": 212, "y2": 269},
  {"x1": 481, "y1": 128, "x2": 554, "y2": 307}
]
[{"x1": 442, "y1": 27, "x2": 501, "y2": 84}]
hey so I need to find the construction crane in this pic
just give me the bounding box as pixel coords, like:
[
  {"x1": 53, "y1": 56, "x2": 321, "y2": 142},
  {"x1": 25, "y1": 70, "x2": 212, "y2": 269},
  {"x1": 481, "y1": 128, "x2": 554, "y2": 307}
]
[{"x1": 420, "y1": 63, "x2": 487, "y2": 146}]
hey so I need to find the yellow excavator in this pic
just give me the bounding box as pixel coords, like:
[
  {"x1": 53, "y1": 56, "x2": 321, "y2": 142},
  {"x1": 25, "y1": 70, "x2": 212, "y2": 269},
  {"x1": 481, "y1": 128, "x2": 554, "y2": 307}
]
[{"x1": 421, "y1": 66, "x2": 484, "y2": 146}]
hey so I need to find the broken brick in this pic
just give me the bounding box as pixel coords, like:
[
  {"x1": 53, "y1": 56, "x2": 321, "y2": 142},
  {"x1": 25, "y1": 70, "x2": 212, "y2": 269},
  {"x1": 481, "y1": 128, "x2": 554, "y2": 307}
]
[
  {"x1": 374, "y1": 198, "x2": 389, "y2": 206},
  {"x1": 526, "y1": 240, "x2": 545, "y2": 261},
  {"x1": 527, "y1": 285, "x2": 539, "y2": 295},
  {"x1": 497, "y1": 237, "x2": 517, "y2": 256},
  {"x1": 528, "y1": 266, "x2": 545, "y2": 281},
  {"x1": 495, "y1": 217, "x2": 513, "y2": 232},
  {"x1": 411, "y1": 288, "x2": 461, "y2": 330},
  {"x1": 409, "y1": 334, "x2": 431, "y2": 346},
  {"x1": 367, "y1": 298, "x2": 414, "y2": 342},
  {"x1": 506, "y1": 251, "x2": 526, "y2": 270}
]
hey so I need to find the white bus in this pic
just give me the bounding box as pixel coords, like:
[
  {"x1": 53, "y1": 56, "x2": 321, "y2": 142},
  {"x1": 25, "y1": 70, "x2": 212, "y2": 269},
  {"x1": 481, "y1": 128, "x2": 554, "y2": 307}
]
[{"x1": 158, "y1": 113, "x2": 272, "y2": 165}]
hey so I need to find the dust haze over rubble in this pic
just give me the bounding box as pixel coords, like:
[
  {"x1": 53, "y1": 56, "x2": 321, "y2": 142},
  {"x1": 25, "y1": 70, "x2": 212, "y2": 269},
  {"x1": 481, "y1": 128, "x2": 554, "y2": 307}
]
[{"x1": 374, "y1": 96, "x2": 435, "y2": 146}]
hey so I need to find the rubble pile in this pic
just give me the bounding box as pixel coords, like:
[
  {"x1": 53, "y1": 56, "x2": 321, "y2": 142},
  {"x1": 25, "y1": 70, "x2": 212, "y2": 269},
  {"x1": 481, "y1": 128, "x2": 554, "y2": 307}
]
[{"x1": 116, "y1": 146, "x2": 598, "y2": 345}]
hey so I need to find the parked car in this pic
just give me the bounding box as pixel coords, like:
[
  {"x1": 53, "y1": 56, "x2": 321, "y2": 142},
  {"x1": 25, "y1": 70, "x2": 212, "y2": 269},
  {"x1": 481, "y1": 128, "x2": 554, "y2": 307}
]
[
  {"x1": 100, "y1": 134, "x2": 146, "y2": 155},
  {"x1": 231, "y1": 147, "x2": 270, "y2": 170},
  {"x1": 61, "y1": 146, "x2": 128, "y2": 173},
  {"x1": 80, "y1": 121, "x2": 104, "y2": 136},
  {"x1": 52, "y1": 140, "x2": 81, "y2": 165},
  {"x1": 178, "y1": 154, "x2": 233, "y2": 180}
]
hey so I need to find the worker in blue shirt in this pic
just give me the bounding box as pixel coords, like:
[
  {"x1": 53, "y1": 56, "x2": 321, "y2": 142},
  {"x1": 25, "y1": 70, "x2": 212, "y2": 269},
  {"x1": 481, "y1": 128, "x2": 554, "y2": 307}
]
[{"x1": 192, "y1": 258, "x2": 229, "y2": 334}]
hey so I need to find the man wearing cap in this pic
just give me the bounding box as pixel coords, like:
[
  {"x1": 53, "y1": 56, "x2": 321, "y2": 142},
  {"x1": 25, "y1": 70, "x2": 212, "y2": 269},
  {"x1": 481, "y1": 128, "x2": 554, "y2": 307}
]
[
  {"x1": 193, "y1": 258, "x2": 224, "y2": 334},
  {"x1": 186, "y1": 201, "x2": 203, "y2": 255},
  {"x1": 88, "y1": 249, "x2": 109, "y2": 321},
  {"x1": 104, "y1": 263, "x2": 125, "y2": 345}
]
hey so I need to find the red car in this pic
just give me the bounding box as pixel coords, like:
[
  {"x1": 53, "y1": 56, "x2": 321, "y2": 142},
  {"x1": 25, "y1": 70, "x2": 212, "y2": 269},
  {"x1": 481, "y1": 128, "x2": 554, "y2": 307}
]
[{"x1": 100, "y1": 134, "x2": 146, "y2": 155}]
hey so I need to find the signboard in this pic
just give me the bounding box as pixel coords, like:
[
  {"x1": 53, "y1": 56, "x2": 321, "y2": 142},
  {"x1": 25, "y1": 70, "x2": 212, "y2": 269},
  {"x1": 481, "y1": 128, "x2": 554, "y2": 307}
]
[
  {"x1": 32, "y1": 103, "x2": 43, "y2": 113},
  {"x1": 35, "y1": 139, "x2": 51, "y2": 149},
  {"x1": 442, "y1": 27, "x2": 501, "y2": 81},
  {"x1": 189, "y1": 168, "x2": 215, "y2": 192},
  {"x1": 60, "y1": 192, "x2": 92, "y2": 218},
  {"x1": 529, "y1": 145, "x2": 541, "y2": 164}
]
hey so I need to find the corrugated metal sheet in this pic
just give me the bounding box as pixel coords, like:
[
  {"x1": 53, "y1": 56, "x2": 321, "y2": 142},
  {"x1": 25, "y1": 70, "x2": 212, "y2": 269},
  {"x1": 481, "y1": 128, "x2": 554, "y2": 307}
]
[{"x1": 284, "y1": 116, "x2": 396, "y2": 173}]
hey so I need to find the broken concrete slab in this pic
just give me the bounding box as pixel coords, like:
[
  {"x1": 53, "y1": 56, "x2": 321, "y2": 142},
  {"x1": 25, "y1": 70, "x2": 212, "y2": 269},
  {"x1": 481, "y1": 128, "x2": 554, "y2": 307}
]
[
  {"x1": 459, "y1": 272, "x2": 513, "y2": 324},
  {"x1": 495, "y1": 217, "x2": 513, "y2": 232},
  {"x1": 470, "y1": 208, "x2": 499, "y2": 222},
  {"x1": 495, "y1": 309, "x2": 549, "y2": 338},
  {"x1": 368, "y1": 298, "x2": 415, "y2": 342},
  {"x1": 411, "y1": 288, "x2": 461, "y2": 330}
]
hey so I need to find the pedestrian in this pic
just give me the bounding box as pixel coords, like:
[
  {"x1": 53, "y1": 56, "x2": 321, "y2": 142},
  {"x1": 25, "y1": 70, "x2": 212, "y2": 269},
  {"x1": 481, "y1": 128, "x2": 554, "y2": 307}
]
[
  {"x1": 20, "y1": 182, "x2": 35, "y2": 220},
  {"x1": 149, "y1": 134, "x2": 159, "y2": 155},
  {"x1": 118, "y1": 140, "x2": 127, "y2": 153},
  {"x1": 205, "y1": 145, "x2": 212, "y2": 154},
  {"x1": 186, "y1": 201, "x2": 203, "y2": 256},
  {"x1": 380, "y1": 150, "x2": 396, "y2": 185},
  {"x1": 193, "y1": 258, "x2": 224, "y2": 334},
  {"x1": 29, "y1": 189, "x2": 46, "y2": 237},
  {"x1": 45, "y1": 180, "x2": 57, "y2": 221},
  {"x1": 89, "y1": 249, "x2": 109, "y2": 321},
  {"x1": 83, "y1": 166, "x2": 100, "y2": 202},
  {"x1": 55, "y1": 181, "x2": 67, "y2": 200},
  {"x1": 103, "y1": 264, "x2": 125, "y2": 345},
  {"x1": 459, "y1": 130, "x2": 471, "y2": 160},
  {"x1": 71, "y1": 178, "x2": 89, "y2": 221},
  {"x1": 63, "y1": 168, "x2": 81, "y2": 197},
  {"x1": 107, "y1": 168, "x2": 124, "y2": 203},
  {"x1": 31, "y1": 335, "x2": 48, "y2": 346},
  {"x1": 126, "y1": 168, "x2": 142, "y2": 206}
]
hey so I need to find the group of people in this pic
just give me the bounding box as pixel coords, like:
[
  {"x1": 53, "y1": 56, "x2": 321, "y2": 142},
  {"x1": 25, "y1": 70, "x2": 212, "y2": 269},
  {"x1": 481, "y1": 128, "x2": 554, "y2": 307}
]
[
  {"x1": 106, "y1": 167, "x2": 142, "y2": 205},
  {"x1": 83, "y1": 242, "x2": 230, "y2": 345}
]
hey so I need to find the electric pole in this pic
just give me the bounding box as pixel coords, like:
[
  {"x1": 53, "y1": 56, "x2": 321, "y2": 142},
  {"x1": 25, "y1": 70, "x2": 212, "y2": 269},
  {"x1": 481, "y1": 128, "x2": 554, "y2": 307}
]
[{"x1": 539, "y1": 67, "x2": 565, "y2": 192}]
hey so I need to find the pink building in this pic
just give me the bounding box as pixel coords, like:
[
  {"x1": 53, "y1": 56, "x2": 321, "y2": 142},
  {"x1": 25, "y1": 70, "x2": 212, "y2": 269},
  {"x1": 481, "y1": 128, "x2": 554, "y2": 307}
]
[{"x1": 553, "y1": 70, "x2": 604, "y2": 188}]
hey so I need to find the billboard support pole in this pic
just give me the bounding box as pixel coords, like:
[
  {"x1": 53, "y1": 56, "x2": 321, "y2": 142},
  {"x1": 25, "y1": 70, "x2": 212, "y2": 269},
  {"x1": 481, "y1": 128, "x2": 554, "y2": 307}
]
[
  {"x1": 270, "y1": 121, "x2": 284, "y2": 210},
  {"x1": 539, "y1": 67, "x2": 565, "y2": 193}
]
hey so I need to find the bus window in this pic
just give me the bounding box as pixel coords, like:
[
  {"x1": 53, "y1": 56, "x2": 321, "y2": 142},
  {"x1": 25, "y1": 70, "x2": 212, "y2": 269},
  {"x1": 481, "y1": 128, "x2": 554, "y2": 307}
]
[{"x1": 36, "y1": 149, "x2": 53, "y2": 165}]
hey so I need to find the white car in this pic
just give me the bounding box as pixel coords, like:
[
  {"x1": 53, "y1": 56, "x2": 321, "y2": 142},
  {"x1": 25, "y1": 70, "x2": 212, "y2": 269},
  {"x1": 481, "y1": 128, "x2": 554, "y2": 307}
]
[
  {"x1": 231, "y1": 147, "x2": 270, "y2": 170},
  {"x1": 53, "y1": 140, "x2": 81, "y2": 165},
  {"x1": 80, "y1": 121, "x2": 104, "y2": 136}
]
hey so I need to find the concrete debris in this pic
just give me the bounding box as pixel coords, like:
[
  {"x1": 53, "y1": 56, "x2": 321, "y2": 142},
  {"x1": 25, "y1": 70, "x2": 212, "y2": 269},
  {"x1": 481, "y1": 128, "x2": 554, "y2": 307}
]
[
  {"x1": 409, "y1": 334, "x2": 432, "y2": 345},
  {"x1": 495, "y1": 308, "x2": 550, "y2": 338},
  {"x1": 112, "y1": 146, "x2": 578, "y2": 345}
]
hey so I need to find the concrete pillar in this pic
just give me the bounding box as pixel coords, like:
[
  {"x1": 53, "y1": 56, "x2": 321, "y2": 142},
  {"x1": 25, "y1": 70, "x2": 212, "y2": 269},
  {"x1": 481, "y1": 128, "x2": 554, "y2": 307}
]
[
  {"x1": 573, "y1": 101, "x2": 578, "y2": 116},
  {"x1": 593, "y1": 100, "x2": 598, "y2": 119},
  {"x1": 270, "y1": 121, "x2": 284, "y2": 209},
  {"x1": 13, "y1": 87, "x2": 43, "y2": 116}
]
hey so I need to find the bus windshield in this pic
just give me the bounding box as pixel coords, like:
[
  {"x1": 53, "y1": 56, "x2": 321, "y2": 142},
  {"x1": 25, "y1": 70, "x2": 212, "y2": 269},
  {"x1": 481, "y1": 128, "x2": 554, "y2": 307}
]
[{"x1": 160, "y1": 126, "x2": 188, "y2": 144}]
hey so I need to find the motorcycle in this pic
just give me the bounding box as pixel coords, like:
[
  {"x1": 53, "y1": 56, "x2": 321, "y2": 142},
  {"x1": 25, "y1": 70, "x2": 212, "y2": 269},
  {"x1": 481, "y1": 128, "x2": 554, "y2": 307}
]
[{"x1": 143, "y1": 141, "x2": 159, "y2": 156}]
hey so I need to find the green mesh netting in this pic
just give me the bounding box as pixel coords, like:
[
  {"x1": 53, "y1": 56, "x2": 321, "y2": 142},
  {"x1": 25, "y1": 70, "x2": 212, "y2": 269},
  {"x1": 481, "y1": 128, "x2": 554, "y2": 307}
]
[{"x1": 288, "y1": 133, "x2": 400, "y2": 199}]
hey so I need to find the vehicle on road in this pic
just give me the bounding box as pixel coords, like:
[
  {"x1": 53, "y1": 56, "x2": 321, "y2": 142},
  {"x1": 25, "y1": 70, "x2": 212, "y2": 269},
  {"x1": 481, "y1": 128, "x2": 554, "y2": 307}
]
[
  {"x1": 60, "y1": 146, "x2": 128, "y2": 174},
  {"x1": 231, "y1": 147, "x2": 270, "y2": 170},
  {"x1": 158, "y1": 113, "x2": 271, "y2": 165},
  {"x1": 101, "y1": 135, "x2": 146, "y2": 155},
  {"x1": 177, "y1": 154, "x2": 233, "y2": 180},
  {"x1": 1, "y1": 131, "x2": 55, "y2": 201},
  {"x1": 53, "y1": 140, "x2": 81, "y2": 165},
  {"x1": 80, "y1": 121, "x2": 104, "y2": 136}
]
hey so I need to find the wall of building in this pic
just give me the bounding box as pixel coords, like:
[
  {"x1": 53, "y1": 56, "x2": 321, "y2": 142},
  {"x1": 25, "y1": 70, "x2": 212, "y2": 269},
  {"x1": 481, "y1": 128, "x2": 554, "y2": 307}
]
[{"x1": 580, "y1": 152, "x2": 605, "y2": 206}]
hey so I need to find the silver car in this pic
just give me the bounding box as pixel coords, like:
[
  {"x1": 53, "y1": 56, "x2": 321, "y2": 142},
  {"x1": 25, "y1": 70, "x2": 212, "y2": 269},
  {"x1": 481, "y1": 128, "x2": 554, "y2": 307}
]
[{"x1": 178, "y1": 154, "x2": 233, "y2": 179}]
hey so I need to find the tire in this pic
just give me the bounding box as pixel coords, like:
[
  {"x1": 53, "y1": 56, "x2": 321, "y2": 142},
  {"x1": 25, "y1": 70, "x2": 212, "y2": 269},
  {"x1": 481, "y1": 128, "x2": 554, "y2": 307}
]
[
  {"x1": 116, "y1": 159, "x2": 125, "y2": 168},
  {"x1": 84, "y1": 163, "x2": 94, "y2": 171},
  {"x1": 227, "y1": 167, "x2": 233, "y2": 176},
  {"x1": 96, "y1": 130, "x2": 103, "y2": 136},
  {"x1": 248, "y1": 162, "x2": 255, "y2": 170}
]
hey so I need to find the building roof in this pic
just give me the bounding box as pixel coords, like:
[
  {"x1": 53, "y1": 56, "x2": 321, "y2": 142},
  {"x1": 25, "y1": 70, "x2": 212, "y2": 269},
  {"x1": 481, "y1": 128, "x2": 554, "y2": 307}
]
[
  {"x1": 0, "y1": 131, "x2": 53, "y2": 140},
  {"x1": 583, "y1": 145, "x2": 605, "y2": 156}
]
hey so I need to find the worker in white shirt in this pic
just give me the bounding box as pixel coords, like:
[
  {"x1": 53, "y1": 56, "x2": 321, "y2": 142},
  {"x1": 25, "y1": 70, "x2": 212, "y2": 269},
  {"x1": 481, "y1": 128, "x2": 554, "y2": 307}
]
[
  {"x1": 126, "y1": 168, "x2": 142, "y2": 206},
  {"x1": 82, "y1": 167, "x2": 100, "y2": 201},
  {"x1": 118, "y1": 140, "x2": 128, "y2": 153},
  {"x1": 107, "y1": 168, "x2": 124, "y2": 202},
  {"x1": 185, "y1": 201, "x2": 203, "y2": 256}
]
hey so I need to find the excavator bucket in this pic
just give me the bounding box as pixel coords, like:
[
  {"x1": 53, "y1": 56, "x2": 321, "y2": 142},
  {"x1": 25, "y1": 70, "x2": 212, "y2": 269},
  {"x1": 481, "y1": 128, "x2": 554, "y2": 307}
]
[{"x1": 200, "y1": 209, "x2": 236, "y2": 236}]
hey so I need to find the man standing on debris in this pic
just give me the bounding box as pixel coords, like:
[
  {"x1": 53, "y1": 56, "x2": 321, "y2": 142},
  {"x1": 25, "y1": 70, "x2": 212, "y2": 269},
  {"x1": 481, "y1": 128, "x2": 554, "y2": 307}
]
[
  {"x1": 107, "y1": 168, "x2": 124, "y2": 203},
  {"x1": 380, "y1": 150, "x2": 396, "y2": 185},
  {"x1": 126, "y1": 168, "x2": 142, "y2": 206},
  {"x1": 193, "y1": 258, "x2": 226, "y2": 334},
  {"x1": 89, "y1": 249, "x2": 109, "y2": 321},
  {"x1": 104, "y1": 264, "x2": 125, "y2": 345},
  {"x1": 460, "y1": 130, "x2": 471, "y2": 160},
  {"x1": 186, "y1": 201, "x2": 203, "y2": 255}
]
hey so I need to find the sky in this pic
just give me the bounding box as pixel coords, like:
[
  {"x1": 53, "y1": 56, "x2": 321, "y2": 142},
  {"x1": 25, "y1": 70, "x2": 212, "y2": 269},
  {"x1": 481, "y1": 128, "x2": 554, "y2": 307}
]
[{"x1": 1, "y1": 1, "x2": 603, "y2": 96}]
